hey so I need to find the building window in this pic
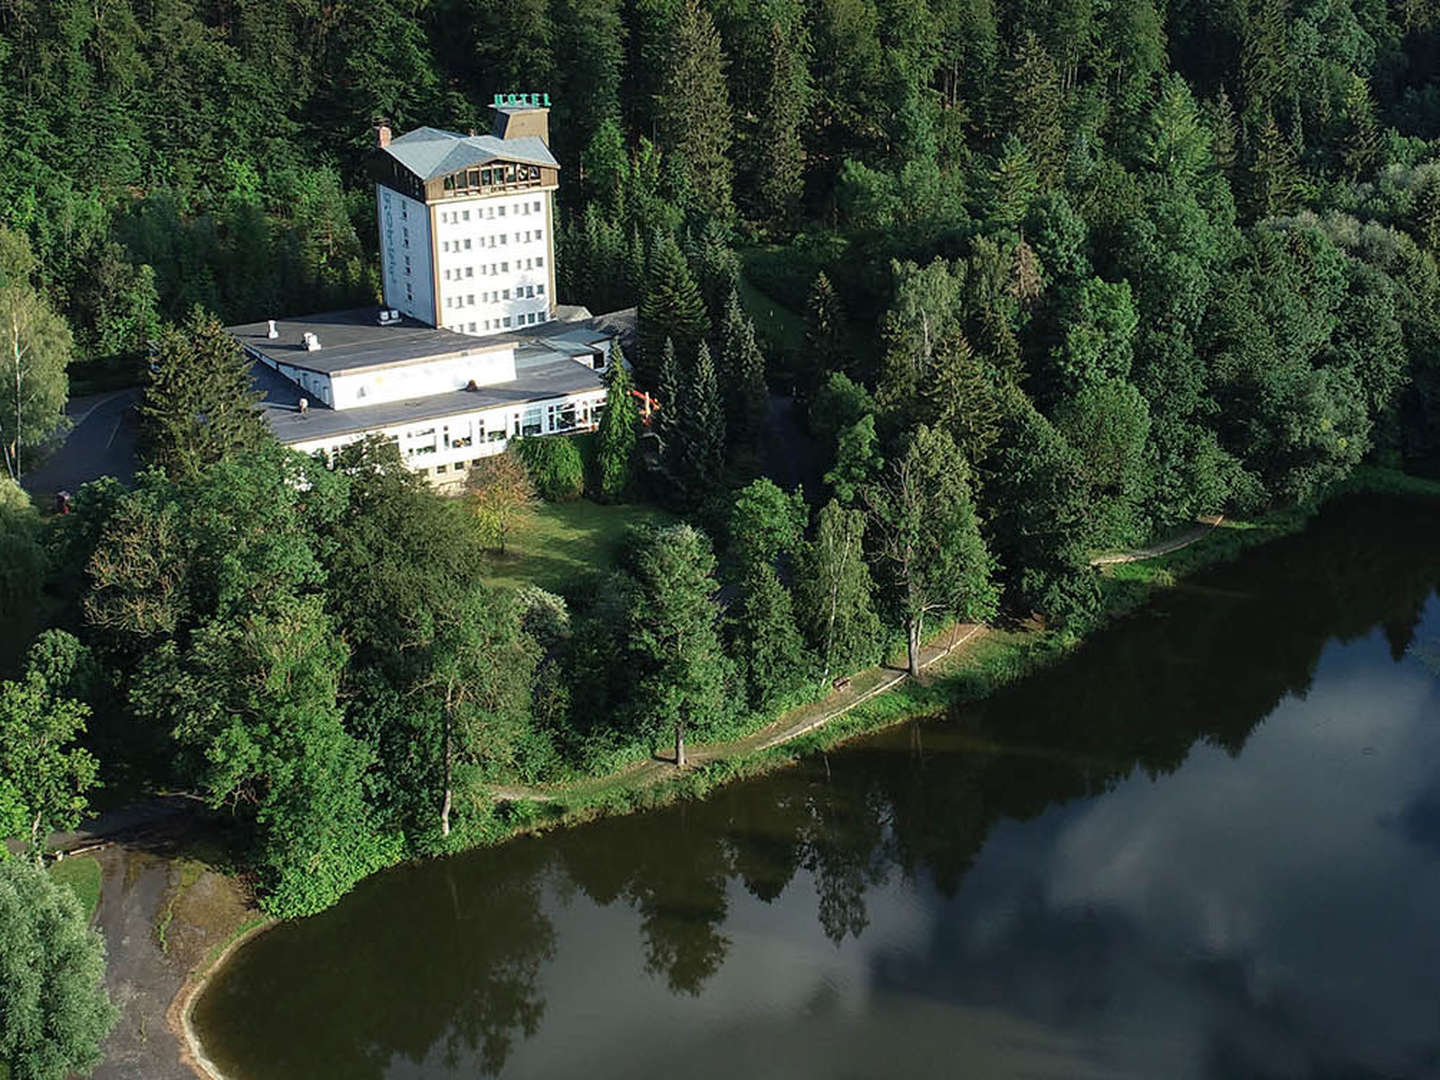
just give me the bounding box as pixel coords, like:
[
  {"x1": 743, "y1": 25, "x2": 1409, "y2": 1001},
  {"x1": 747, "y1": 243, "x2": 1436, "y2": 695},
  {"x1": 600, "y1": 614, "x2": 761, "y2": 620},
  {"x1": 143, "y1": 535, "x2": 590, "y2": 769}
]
[
  {"x1": 463, "y1": 210, "x2": 470, "y2": 221},
  {"x1": 504, "y1": 316, "x2": 513, "y2": 328},
  {"x1": 502, "y1": 288, "x2": 510, "y2": 300},
  {"x1": 526, "y1": 285, "x2": 535, "y2": 298},
  {"x1": 499, "y1": 205, "x2": 506, "y2": 216},
  {"x1": 502, "y1": 261, "x2": 509, "y2": 272},
  {"x1": 464, "y1": 238, "x2": 472, "y2": 250},
  {"x1": 436, "y1": 464, "x2": 448, "y2": 474},
  {"x1": 468, "y1": 322, "x2": 476, "y2": 332},
  {"x1": 533, "y1": 200, "x2": 541, "y2": 212},
  {"x1": 465, "y1": 266, "x2": 474, "y2": 278},
  {"x1": 537, "y1": 256, "x2": 545, "y2": 267},
  {"x1": 538, "y1": 284, "x2": 546, "y2": 295}
]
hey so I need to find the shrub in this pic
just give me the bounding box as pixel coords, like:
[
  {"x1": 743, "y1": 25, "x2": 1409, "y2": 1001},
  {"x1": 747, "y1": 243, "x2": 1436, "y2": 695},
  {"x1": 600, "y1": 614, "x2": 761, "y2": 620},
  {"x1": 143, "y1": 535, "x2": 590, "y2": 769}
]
[{"x1": 514, "y1": 436, "x2": 585, "y2": 501}]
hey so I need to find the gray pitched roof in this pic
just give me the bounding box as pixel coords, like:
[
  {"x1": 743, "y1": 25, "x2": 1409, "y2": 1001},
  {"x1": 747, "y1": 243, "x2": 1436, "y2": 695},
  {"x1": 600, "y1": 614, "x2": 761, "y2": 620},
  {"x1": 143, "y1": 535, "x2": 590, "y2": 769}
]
[{"x1": 382, "y1": 126, "x2": 558, "y2": 180}]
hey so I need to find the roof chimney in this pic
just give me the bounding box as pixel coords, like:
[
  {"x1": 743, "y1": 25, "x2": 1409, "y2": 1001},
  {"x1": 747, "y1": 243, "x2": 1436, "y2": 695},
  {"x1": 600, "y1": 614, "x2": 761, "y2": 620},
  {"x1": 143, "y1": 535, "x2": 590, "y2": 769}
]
[{"x1": 375, "y1": 123, "x2": 392, "y2": 149}]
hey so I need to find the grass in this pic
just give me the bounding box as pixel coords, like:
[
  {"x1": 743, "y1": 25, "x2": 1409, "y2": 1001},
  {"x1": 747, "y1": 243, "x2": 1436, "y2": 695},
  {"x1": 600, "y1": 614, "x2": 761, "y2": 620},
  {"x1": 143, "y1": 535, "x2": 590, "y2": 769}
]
[
  {"x1": 479, "y1": 499, "x2": 675, "y2": 593},
  {"x1": 737, "y1": 269, "x2": 807, "y2": 355},
  {"x1": 48, "y1": 855, "x2": 102, "y2": 920}
]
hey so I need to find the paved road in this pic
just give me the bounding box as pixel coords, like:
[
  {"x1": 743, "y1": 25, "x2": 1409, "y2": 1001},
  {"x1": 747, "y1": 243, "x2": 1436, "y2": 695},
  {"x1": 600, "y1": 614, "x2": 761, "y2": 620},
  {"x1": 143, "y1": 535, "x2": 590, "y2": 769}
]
[{"x1": 22, "y1": 388, "x2": 140, "y2": 501}]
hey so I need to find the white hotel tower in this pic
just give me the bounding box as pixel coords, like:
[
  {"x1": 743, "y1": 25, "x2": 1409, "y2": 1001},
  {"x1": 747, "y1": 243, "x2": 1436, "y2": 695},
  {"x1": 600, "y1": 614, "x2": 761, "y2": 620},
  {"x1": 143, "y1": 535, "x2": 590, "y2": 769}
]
[
  {"x1": 373, "y1": 95, "x2": 561, "y2": 336},
  {"x1": 230, "y1": 95, "x2": 634, "y2": 492}
]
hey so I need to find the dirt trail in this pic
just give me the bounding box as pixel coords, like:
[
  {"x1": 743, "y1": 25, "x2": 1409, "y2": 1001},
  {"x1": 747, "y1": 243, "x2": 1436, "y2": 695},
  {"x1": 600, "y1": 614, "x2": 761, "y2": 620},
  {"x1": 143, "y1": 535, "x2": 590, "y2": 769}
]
[
  {"x1": 1091, "y1": 515, "x2": 1225, "y2": 566},
  {"x1": 488, "y1": 623, "x2": 988, "y2": 804}
]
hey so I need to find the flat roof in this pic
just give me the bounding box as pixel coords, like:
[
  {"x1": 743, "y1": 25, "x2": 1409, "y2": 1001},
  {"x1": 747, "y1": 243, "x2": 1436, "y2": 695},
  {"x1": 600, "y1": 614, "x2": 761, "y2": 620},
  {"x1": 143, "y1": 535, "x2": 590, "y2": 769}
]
[
  {"x1": 228, "y1": 306, "x2": 626, "y2": 378},
  {"x1": 229, "y1": 309, "x2": 509, "y2": 376},
  {"x1": 253, "y1": 357, "x2": 604, "y2": 446}
]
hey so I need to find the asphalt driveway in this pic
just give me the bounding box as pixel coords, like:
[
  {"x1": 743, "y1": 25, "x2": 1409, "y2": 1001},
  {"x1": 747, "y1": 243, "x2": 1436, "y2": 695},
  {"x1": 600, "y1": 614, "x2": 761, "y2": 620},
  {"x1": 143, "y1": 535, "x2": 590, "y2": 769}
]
[{"x1": 22, "y1": 388, "x2": 140, "y2": 500}]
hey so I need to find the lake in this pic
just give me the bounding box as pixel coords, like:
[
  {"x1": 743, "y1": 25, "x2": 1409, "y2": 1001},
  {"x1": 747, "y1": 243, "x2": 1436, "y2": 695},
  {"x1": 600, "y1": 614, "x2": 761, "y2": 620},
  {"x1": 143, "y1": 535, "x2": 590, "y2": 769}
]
[{"x1": 193, "y1": 494, "x2": 1440, "y2": 1080}]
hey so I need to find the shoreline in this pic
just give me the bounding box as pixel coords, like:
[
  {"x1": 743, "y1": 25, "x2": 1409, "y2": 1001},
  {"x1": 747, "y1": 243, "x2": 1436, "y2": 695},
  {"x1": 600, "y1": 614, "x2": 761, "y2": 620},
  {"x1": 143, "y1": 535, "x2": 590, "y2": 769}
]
[{"x1": 166, "y1": 469, "x2": 1440, "y2": 1079}]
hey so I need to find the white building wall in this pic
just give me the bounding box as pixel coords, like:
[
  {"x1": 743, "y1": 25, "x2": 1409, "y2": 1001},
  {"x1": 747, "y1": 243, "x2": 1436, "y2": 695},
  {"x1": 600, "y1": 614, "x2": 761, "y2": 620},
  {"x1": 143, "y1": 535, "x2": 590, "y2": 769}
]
[
  {"x1": 431, "y1": 190, "x2": 556, "y2": 337},
  {"x1": 327, "y1": 347, "x2": 518, "y2": 410},
  {"x1": 377, "y1": 186, "x2": 435, "y2": 324},
  {"x1": 283, "y1": 389, "x2": 606, "y2": 489}
]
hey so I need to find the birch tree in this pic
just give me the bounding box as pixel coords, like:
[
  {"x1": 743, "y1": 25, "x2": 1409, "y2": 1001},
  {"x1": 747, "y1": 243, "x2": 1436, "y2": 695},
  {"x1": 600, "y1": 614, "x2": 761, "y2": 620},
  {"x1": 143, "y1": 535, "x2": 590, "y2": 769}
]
[{"x1": 0, "y1": 229, "x2": 71, "y2": 483}]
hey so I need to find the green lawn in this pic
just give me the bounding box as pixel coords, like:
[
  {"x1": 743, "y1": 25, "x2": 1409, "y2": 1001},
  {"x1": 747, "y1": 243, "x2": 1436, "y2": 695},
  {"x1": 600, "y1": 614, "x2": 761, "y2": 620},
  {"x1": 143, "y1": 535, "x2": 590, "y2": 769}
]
[
  {"x1": 48, "y1": 855, "x2": 102, "y2": 920},
  {"x1": 481, "y1": 500, "x2": 675, "y2": 593},
  {"x1": 738, "y1": 270, "x2": 807, "y2": 355}
]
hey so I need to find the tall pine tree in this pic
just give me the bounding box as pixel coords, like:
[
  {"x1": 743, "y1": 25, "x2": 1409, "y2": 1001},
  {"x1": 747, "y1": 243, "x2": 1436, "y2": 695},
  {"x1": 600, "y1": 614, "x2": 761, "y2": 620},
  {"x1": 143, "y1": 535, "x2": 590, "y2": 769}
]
[{"x1": 656, "y1": 0, "x2": 736, "y2": 220}]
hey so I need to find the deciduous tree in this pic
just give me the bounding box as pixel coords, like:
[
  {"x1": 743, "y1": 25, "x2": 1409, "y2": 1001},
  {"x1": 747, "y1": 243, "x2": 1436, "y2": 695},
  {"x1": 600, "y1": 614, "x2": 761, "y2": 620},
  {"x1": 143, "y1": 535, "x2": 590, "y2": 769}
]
[{"x1": 0, "y1": 859, "x2": 117, "y2": 1080}]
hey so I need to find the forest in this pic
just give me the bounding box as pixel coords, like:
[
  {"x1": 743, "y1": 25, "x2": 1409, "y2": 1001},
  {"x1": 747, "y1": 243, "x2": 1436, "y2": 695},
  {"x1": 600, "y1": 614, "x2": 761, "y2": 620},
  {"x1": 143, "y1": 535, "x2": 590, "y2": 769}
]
[{"x1": 4, "y1": 0, "x2": 1440, "y2": 1017}]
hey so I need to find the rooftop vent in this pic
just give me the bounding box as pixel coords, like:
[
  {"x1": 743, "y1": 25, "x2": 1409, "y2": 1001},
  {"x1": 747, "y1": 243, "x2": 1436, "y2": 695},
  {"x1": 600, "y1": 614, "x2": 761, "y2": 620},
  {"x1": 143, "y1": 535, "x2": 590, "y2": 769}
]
[
  {"x1": 267, "y1": 319, "x2": 278, "y2": 339},
  {"x1": 377, "y1": 309, "x2": 401, "y2": 326},
  {"x1": 302, "y1": 332, "x2": 322, "y2": 352}
]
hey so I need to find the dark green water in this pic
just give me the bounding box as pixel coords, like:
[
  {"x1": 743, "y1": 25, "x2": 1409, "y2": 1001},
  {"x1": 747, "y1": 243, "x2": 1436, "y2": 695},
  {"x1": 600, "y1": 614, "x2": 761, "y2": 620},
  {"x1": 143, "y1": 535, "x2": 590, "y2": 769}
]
[{"x1": 194, "y1": 495, "x2": 1440, "y2": 1080}]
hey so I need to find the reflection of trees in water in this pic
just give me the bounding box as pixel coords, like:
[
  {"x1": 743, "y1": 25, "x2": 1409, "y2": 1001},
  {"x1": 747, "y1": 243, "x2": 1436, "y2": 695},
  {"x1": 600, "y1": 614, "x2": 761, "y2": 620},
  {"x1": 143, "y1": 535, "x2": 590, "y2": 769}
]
[
  {"x1": 548, "y1": 495, "x2": 1440, "y2": 1002},
  {"x1": 196, "y1": 838, "x2": 556, "y2": 1080}
]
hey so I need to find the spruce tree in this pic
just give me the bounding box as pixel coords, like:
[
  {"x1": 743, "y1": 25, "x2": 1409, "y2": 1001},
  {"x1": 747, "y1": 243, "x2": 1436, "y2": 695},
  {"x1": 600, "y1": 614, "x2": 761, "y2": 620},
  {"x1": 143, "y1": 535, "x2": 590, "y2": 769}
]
[
  {"x1": 752, "y1": 18, "x2": 810, "y2": 229},
  {"x1": 657, "y1": 0, "x2": 736, "y2": 220},
  {"x1": 802, "y1": 272, "x2": 848, "y2": 396},
  {"x1": 636, "y1": 230, "x2": 709, "y2": 388},
  {"x1": 595, "y1": 349, "x2": 638, "y2": 501},
  {"x1": 921, "y1": 333, "x2": 1004, "y2": 466},
  {"x1": 1340, "y1": 75, "x2": 1380, "y2": 182},
  {"x1": 654, "y1": 336, "x2": 683, "y2": 473},
  {"x1": 727, "y1": 563, "x2": 810, "y2": 712},
  {"x1": 1002, "y1": 31, "x2": 1064, "y2": 186},
  {"x1": 139, "y1": 306, "x2": 268, "y2": 480},
  {"x1": 624, "y1": 524, "x2": 732, "y2": 767},
  {"x1": 1246, "y1": 111, "x2": 1298, "y2": 219},
  {"x1": 678, "y1": 341, "x2": 727, "y2": 496},
  {"x1": 718, "y1": 289, "x2": 769, "y2": 452},
  {"x1": 985, "y1": 135, "x2": 1041, "y2": 231}
]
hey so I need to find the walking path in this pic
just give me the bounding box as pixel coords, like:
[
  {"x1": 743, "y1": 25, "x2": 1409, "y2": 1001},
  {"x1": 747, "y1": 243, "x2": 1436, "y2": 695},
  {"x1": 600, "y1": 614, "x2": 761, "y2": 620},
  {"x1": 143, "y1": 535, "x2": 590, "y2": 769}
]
[
  {"x1": 487, "y1": 623, "x2": 988, "y2": 804},
  {"x1": 1090, "y1": 515, "x2": 1225, "y2": 566}
]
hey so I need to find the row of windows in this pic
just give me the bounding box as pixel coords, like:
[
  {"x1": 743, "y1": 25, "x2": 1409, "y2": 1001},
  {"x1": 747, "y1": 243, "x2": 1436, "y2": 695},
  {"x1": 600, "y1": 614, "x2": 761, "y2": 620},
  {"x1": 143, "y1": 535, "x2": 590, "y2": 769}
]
[
  {"x1": 441, "y1": 257, "x2": 545, "y2": 280},
  {"x1": 443, "y1": 284, "x2": 546, "y2": 309},
  {"x1": 438, "y1": 200, "x2": 543, "y2": 223},
  {"x1": 445, "y1": 309, "x2": 547, "y2": 333},
  {"x1": 442, "y1": 164, "x2": 542, "y2": 193},
  {"x1": 440, "y1": 231, "x2": 543, "y2": 253}
]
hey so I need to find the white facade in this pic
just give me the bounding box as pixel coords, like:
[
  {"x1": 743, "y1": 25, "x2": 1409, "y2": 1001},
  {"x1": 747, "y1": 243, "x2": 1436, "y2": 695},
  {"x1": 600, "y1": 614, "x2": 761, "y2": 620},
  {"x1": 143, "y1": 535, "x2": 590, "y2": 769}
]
[
  {"x1": 284, "y1": 390, "x2": 606, "y2": 489},
  {"x1": 377, "y1": 188, "x2": 435, "y2": 324},
  {"x1": 431, "y1": 189, "x2": 557, "y2": 335},
  {"x1": 328, "y1": 347, "x2": 515, "y2": 409}
]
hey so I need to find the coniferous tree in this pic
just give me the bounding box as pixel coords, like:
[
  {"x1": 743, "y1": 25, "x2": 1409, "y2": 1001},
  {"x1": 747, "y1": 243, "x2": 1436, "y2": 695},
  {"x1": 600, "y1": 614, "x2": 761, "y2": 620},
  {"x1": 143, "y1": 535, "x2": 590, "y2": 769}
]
[
  {"x1": 718, "y1": 290, "x2": 769, "y2": 453},
  {"x1": 921, "y1": 333, "x2": 1005, "y2": 465},
  {"x1": 624, "y1": 524, "x2": 731, "y2": 767},
  {"x1": 654, "y1": 336, "x2": 684, "y2": 476},
  {"x1": 1246, "y1": 111, "x2": 1299, "y2": 219},
  {"x1": 985, "y1": 135, "x2": 1042, "y2": 231},
  {"x1": 1002, "y1": 31, "x2": 1065, "y2": 185},
  {"x1": 138, "y1": 306, "x2": 268, "y2": 480},
  {"x1": 595, "y1": 351, "x2": 639, "y2": 501},
  {"x1": 636, "y1": 230, "x2": 710, "y2": 388},
  {"x1": 802, "y1": 272, "x2": 848, "y2": 395},
  {"x1": 1207, "y1": 87, "x2": 1239, "y2": 181},
  {"x1": 751, "y1": 16, "x2": 810, "y2": 229},
  {"x1": 678, "y1": 341, "x2": 727, "y2": 496},
  {"x1": 1340, "y1": 75, "x2": 1380, "y2": 182},
  {"x1": 727, "y1": 562, "x2": 811, "y2": 712},
  {"x1": 657, "y1": 0, "x2": 736, "y2": 220}
]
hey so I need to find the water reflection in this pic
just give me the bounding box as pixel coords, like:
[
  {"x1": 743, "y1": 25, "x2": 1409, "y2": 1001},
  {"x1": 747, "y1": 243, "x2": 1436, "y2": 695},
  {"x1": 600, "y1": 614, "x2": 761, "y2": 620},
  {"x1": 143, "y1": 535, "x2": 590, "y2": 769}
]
[{"x1": 194, "y1": 496, "x2": 1440, "y2": 1080}]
